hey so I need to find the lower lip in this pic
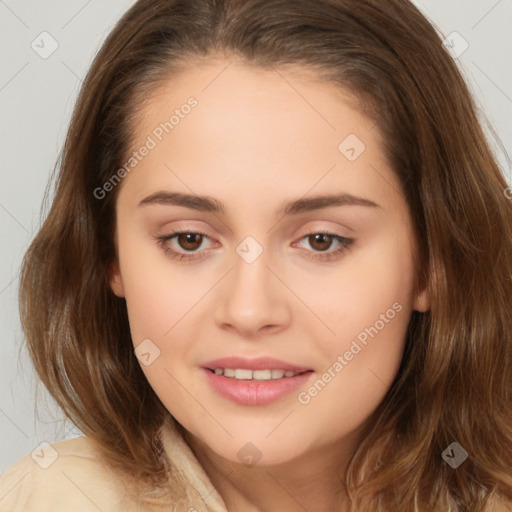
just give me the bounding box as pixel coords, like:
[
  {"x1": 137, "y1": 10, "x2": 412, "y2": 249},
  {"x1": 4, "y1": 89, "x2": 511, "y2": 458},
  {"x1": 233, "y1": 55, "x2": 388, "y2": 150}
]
[{"x1": 202, "y1": 368, "x2": 314, "y2": 406}]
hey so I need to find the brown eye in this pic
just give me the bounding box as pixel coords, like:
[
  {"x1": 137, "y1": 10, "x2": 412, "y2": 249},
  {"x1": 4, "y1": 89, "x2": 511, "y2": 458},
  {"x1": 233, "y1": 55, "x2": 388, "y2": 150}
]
[
  {"x1": 307, "y1": 233, "x2": 334, "y2": 252},
  {"x1": 176, "y1": 233, "x2": 204, "y2": 251},
  {"x1": 293, "y1": 232, "x2": 354, "y2": 262},
  {"x1": 157, "y1": 230, "x2": 214, "y2": 263}
]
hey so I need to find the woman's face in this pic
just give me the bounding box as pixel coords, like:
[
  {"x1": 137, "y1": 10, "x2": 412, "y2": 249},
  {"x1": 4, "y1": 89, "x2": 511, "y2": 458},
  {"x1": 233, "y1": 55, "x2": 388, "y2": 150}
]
[{"x1": 110, "y1": 59, "x2": 429, "y2": 466}]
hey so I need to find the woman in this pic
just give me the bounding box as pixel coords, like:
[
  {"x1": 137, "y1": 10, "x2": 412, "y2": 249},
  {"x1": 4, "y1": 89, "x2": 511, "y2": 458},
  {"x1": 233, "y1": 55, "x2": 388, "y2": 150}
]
[{"x1": 1, "y1": 0, "x2": 511, "y2": 510}]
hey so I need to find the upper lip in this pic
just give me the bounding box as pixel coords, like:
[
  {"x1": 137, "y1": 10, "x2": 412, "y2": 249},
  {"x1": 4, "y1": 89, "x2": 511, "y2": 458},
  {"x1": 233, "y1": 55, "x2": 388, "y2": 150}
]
[{"x1": 202, "y1": 356, "x2": 312, "y2": 372}]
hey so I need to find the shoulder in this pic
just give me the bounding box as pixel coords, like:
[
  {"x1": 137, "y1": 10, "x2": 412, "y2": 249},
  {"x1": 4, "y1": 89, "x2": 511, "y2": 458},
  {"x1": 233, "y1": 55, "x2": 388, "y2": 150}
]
[{"x1": 0, "y1": 437, "x2": 131, "y2": 512}]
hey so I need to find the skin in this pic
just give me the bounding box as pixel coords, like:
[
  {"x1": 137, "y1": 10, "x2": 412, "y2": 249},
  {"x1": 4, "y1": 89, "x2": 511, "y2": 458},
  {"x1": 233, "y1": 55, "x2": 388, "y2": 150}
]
[{"x1": 109, "y1": 58, "x2": 430, "y2": 512}]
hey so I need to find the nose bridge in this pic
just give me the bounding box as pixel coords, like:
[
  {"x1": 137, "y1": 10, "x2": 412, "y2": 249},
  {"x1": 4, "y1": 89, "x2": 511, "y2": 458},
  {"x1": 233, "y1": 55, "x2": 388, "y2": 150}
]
[
  {"x1": 214, "y1": 234, "x2": 290, "y2": 334},
  {"x1": 230, "y1": 236, "x2": 275, "y2": 305}
]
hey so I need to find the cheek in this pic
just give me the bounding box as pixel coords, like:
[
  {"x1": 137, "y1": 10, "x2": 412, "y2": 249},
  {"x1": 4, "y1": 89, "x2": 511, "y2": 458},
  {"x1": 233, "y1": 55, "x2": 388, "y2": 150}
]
[
  {"x1": 296, "y1": 225, "x2": 416, "y2": 342},
  {"x1": 295, "y1": 233, "x2": 413, "y2": 372},
  {"x1": 122, "y1": 274, "x2": 170, "y2": 344},
  {"x1": 298, "y1": 301, "x2": 410, "y2": 441},
  {"x1": 294, "y1": 233, "x2": 415, "y2": 433},
  {"x1": 115, "y1": 229, "x2": 181, "y2": 345},
  {"x1": 117, "y1": 240, "x2": 198, "y2": 417}
]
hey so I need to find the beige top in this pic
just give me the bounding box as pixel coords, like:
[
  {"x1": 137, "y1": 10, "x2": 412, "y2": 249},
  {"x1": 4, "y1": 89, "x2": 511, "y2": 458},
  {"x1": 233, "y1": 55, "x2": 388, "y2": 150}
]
[
  {"x1": 3, "y1": 423, "x2": 511, "y2": 511},
  {"x1": 0, "y1": 420, "x2": 228, "y2": 511}
]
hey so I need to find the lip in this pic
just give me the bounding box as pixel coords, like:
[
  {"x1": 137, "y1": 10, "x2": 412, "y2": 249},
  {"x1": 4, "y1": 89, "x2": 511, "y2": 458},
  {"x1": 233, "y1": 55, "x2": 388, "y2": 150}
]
[
  {"x1": 202, "y1": 367, "x2": 314, "y2": 406},
  {"x1": 201, "y1": 356, "x2": 312, "y2": 372}
]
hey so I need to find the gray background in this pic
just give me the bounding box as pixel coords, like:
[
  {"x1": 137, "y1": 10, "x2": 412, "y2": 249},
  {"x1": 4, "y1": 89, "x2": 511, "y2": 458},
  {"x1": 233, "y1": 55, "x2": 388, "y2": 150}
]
[{"x1": 1, "y1": 0, "x2": 511, "y2": 472}]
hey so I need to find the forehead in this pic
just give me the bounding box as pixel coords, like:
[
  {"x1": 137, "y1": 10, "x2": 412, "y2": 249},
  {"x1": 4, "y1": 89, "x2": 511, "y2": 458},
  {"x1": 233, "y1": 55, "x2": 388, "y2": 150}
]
[
  {"x1": 118, "y1": 59, "x2": 401, "y2": 216},
  {"x1": 132, "y1": 58, "x2": 375, "y2": 150}
]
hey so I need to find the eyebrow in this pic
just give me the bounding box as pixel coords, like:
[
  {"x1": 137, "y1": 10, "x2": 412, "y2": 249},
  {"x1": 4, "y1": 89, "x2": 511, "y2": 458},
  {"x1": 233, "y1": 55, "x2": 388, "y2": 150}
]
[{"x1": 138, "y1": 191, "x2": 381, "y2": 215}]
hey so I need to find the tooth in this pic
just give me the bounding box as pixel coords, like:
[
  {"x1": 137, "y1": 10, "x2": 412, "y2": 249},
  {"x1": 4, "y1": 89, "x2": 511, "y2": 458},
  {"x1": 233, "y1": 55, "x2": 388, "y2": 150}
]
[
  {"x1": 217, "y1": 368, "x2": 300, "y2": 380},
  {"x1": 252, "y1": 369, "x2": 272, "y2": 380},
  {"x1": 234, "y1": 369, "x2": 253, "y2": 380},
  {"x1": 271, "y1": 369, "x2": 285, "y2": 379}
]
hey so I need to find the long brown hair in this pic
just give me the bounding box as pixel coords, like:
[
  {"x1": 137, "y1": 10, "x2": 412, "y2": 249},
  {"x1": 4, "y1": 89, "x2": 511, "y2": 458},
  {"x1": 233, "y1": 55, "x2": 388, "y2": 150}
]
[{"x1": 19, "y1": 0, "x2": 512, "y2": 510}]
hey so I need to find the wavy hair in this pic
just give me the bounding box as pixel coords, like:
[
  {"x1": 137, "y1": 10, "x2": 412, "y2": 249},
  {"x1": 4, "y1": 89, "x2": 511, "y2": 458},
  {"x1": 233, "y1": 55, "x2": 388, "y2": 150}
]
[{"x1": 19, "y1": 0, "x2": 512, "y2": 510}]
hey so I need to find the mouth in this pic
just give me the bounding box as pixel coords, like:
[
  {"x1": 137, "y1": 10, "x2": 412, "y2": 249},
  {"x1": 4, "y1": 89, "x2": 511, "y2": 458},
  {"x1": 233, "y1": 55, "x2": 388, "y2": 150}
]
[{"x1": 201, "y1": 356, "x2": 314, "y2": 405}]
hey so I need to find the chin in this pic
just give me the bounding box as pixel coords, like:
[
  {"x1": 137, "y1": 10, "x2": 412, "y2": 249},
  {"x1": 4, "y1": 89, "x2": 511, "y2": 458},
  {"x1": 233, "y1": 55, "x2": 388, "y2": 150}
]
[{"x1": 199, "y1": 428, "x2": 311, "y2": 468}]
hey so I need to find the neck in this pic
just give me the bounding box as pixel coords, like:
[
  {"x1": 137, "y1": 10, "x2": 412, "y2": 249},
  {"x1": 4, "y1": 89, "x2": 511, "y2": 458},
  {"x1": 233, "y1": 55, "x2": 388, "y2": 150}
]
[{"x1": 183, "y1": 428, "x2": 361, "y2": 512}]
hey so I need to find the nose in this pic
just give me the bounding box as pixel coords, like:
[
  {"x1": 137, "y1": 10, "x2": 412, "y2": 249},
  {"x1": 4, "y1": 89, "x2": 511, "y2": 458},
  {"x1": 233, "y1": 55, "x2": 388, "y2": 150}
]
[{"x1": 214, "y1": 246, "x2": 292, "y2": 339}]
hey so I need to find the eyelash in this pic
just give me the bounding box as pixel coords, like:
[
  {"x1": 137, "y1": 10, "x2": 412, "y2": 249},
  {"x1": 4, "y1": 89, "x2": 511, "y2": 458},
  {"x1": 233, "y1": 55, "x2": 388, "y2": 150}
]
[{"x1": 156, "y1": 230, "x2": 354, "y2": 263}]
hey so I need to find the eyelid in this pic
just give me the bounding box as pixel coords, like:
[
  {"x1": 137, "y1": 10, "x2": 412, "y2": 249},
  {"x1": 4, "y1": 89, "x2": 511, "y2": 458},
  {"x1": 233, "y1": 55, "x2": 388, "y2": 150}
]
[
  {"x1": 294, "y1": 222, "x2": 352, "y2": 238},
  {"x1": 157, "y1": 222, "x2": 348, "y2": 243}
]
